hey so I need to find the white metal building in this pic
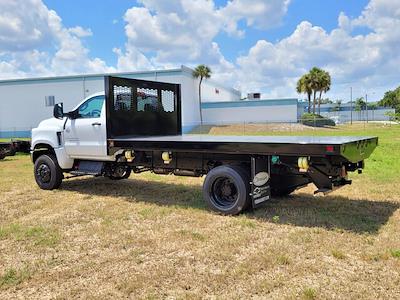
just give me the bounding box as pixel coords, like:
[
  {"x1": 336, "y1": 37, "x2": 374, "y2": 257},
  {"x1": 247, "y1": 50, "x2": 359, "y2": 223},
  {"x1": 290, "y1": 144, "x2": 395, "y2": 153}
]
[
  {"x1": 202, "y1": 98, "x2": 299, "y2": 124},
  {"x1": 0, "y1": 66, "x2": 241, "y2": 138}
]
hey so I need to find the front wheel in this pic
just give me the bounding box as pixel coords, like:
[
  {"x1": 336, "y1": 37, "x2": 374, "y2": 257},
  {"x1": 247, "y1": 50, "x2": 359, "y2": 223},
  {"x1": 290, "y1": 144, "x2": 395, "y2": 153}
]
[
  {"x1": 203, "y1": 165, "x2": 250, "y2": 215},
  {"x1": 34, "y1": 154, "x2": 63, "y2": 190}
]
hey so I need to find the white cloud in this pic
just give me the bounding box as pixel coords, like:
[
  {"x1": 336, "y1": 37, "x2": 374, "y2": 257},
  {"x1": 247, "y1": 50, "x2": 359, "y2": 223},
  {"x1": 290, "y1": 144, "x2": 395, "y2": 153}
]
[
  {"x1": 0, "y1": 60, "x2": 25, "y2": 78},
  {"x1": 119, "y1": 0, "x2": 221, "y2": 68},
  {"x1": 235, "y1": 0, "x2": 400, "y2": 100},
  {"x1": 68, "y1": 26, "x2": 93, "y2": 38},
  {"x1": 222, "y1": 0, "x2": 291, "y2": 36},
  {"x1": 116, "y1": 0, "x2": 290, "y2": 71},
  {"x1": 0, "y1": 0, "x2": 52, "y2": 52},
  {"x1": 113, "y1": 47, "x2": 153, "y2": 71},
  {"x1": 116, "y1": 0, "x2": 399, "y2": 101},
  {"x1": 1, "y1": 0, "x2": 398, "y2": 102},
  {"x1": 0, "y1": 0, "x2": 114, "y2": 79}
]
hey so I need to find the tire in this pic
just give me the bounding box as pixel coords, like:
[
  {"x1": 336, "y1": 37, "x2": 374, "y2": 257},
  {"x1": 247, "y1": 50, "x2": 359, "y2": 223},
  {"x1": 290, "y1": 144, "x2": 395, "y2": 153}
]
[
  {"x1": 34, "y1": 154, "x2": 63, "y2": 190},
  {"x1": 203, "y1": 165, "x2": 250, "y2": 215},
  {"x1": 108, "y1": 166, "x2": 132, "y2": 180},
  {"x1": 8, "y1": 148, "x2": 16, "y2": 156}
]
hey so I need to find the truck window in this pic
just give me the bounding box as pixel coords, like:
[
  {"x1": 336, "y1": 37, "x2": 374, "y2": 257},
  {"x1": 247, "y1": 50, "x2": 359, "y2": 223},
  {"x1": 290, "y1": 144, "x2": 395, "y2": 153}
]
[{"x1": 78, "y1": 96, "x2": 105, "y2": 118}]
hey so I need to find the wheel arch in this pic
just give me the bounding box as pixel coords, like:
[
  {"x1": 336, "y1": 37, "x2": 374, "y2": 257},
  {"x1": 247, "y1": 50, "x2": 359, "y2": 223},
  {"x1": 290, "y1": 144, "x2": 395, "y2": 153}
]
[{"x1": 32, "y1": 143, "x2": 56, "y2": 163}]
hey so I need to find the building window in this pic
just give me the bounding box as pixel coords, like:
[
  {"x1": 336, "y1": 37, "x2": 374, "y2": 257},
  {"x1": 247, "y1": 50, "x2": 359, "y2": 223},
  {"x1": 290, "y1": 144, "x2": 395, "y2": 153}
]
[{"x1": 45, "y1": 95, "x2": 55, "y2": 107}]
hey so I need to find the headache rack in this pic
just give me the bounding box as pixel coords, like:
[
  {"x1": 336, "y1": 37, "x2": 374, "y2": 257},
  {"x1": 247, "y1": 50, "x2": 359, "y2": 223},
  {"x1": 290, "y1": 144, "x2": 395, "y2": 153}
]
[{"x1": 105, "y1": 76, "x2": 181, "y2": 139}]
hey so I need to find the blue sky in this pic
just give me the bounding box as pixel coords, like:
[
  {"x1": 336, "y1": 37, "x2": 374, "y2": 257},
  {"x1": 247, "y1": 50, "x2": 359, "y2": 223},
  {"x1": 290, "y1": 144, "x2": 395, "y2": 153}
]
[
  {"x1": 0, "y1": 0, "x2": 399, "y2": 101},
  {"x1": 42, "y1": 0, "x2": 370, "y2": 65}
]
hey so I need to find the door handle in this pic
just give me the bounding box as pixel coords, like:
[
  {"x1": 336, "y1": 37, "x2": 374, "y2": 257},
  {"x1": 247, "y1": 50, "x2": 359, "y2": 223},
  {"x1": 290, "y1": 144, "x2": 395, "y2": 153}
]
[{"x1": 92, "y1": 122, "x2": 101, "y2": 126}]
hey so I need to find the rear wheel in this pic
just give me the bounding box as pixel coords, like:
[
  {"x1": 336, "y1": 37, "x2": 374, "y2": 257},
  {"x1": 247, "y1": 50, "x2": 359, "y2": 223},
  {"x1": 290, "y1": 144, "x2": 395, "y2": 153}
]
[
  {"x1": 34, "y1": 154, "x2": 63, "y2": 190},
  {"x1": 203, "y1": 165, "x2": 250, "y2": 215}
]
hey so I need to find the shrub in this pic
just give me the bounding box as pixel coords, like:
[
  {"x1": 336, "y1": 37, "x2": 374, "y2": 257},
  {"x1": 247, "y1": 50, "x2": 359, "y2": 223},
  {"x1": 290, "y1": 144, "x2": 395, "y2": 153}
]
[
  {"x1": 300, "y1": 113, "x2": 336, "y2": 127},
  {"x1": 276, "y1": 254, "x2": 290, "y2": 265},
  {"x1": 391, "y1": 249, "x2": 400, "y2": 258},
  {"x1": 385, "y1": 111, "x2": 400, "y2": 122},
  {"x1": 302, "y1": 287, "x2": 317, "y2": 300},
  {"x1": 331, "y1": 249, "x2": 346, "y2": 259}
]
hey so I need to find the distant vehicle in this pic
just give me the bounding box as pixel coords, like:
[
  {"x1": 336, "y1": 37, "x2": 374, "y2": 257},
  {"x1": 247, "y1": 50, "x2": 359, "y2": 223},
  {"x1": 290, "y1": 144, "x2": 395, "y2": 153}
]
[
  {"x1": 329, "y1": 116, "x2": 341, "y2": 125},
  {"x1": 0, "y1": 140, "x2": 31, "y2": 160},
  {"x1": 0, "y1": 143, "x2": 11, "y2": 160},
  {"x1": 31, "y1": 76, "x2": 378, "y2": 215}
]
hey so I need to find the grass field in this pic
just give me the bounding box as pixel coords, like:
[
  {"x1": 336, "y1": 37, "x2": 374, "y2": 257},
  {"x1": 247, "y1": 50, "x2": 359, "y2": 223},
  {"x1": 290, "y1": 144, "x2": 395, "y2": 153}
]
[{"x1": 1, "y1": 123, "x2": 400, "y2": 299}]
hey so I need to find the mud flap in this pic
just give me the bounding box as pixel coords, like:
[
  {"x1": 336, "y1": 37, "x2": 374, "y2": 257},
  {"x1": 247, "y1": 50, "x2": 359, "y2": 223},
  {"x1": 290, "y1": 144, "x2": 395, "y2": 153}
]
[
  {"x1": 308, "y1": 166, "x2": 333, "y2": 194},
  {"x1": 250, "y1": 156, "x2": 271, "y2": 209}
]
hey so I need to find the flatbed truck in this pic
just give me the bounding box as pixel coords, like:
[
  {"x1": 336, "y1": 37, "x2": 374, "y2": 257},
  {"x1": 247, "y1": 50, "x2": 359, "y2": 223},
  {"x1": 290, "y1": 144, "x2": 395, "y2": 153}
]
[{"x1": 31, "y1": 76, "x2": 378, "y2": 215}]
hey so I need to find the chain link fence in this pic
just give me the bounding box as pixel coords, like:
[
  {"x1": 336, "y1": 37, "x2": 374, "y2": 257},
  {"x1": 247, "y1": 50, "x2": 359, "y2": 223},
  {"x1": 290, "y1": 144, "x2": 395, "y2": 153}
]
[{"x1": 189, "y1": 117, "x2": 398, "y2": 136}]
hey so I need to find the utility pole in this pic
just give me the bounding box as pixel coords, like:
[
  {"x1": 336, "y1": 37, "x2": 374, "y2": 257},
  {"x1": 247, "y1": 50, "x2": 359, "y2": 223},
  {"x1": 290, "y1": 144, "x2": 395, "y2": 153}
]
[
  {"x1": 365, "y1": 93, "x2": 368, "y2": 123},
  {"x1": 350, "y1": 87, "x2": 353, "y2": 125}
]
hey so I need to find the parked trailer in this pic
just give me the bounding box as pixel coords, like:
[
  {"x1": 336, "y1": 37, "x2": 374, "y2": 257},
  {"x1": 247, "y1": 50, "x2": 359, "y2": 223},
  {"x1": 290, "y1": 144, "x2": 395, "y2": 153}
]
[
  {"x1": 0, "y1": 140, "x2": 31, "y2": 160},
  {"x1": 0, "y1": 143, "x2": 11, "y2": 160},
  {"x1": 31, "y1": 76, "x2": 378, "y2": 215}
]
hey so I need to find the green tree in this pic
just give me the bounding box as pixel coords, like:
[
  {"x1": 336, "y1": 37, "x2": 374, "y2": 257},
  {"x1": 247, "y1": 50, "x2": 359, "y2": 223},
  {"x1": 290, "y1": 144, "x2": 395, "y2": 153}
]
[
  {"x1": 378, "y1": 87, "x2": 400, "y2": 112},
  {"x1": 296, "y1": 74, "x2": 313, "y2": 113},
  {"x1": 332, "y1": 100, "x2": 342, "y2": 112},
  {"x1": 297, "y1": 67, "x2": 331, "y2": 114},
  {"x1": 309, "y1": 67, "x2": 321, "y2": 114},
  {"x1": 320, "y1": 98, "x2": 333, "y2": 105},
  {"x1": 317, "y1": 70, "x2": 331, "y2": 114},
  {"x1": 193, "y1": 65, "x2": 212, "y2": 124},
  {"x1": 355, "y1": 97, "x2": 366, "y2": 111},
  {"x1": 355, "y1": 97, "x2": 366, "y2": 120},
  {"x1": 385, "y1": 111, "x2": 400, "y2": 121}
]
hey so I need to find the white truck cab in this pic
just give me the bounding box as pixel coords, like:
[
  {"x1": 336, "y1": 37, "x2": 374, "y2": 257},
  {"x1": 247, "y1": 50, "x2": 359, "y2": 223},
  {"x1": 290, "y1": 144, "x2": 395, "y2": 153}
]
[
  {"x1": 31, "y1": 92, "x2": 130, "y2": 191},
  {"x1": 32, "y1": 92, "x2": 114, "y2": 169}
]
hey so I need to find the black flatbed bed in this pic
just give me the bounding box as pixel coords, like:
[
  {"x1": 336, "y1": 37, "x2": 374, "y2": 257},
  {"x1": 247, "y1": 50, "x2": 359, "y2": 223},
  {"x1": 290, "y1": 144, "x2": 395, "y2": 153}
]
[{"x1": 110, "y1": 134, "x2": 378, "y2": 163}]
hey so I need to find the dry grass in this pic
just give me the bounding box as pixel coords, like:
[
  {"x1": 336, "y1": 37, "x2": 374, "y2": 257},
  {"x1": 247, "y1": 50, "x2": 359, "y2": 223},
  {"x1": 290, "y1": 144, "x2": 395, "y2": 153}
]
[{"x1": 1, "y1": 124, "x2": 400, "y2": 299}]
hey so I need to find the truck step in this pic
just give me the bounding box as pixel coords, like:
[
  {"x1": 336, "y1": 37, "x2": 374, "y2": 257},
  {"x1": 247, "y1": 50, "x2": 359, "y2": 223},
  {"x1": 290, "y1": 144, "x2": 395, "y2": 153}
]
[{"x1": 71, "y1": 161, "x2": 104, "y2": 176}]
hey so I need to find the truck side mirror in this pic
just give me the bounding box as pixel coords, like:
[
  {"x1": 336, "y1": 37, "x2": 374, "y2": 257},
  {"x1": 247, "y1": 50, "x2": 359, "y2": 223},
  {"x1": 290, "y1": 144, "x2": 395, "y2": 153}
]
[{"x1": 53, "y1": 103, "x2": 64, "y2": 119}]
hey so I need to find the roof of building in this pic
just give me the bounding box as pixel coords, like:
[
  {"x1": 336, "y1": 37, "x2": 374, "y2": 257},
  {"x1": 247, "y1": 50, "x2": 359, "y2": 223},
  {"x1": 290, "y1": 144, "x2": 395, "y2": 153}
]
[
  {"x1": 0, "y1": 65, "x2": 188, "y2": 84},
  {"x1": 0, "y1": 65, "x2": 241, "y2": 95}
]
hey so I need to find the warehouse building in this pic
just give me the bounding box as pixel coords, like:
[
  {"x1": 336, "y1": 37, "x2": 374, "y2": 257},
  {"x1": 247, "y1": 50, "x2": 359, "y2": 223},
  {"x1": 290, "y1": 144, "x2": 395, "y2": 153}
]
[
  {"x1": 201, "y1": 98, "x2": 299, "y2": 124},
  {"x1": 1, "y1": 65, "x2": 394, "y2": 139},
  {"x1": 0, "y1": 66, "x2": 241, "y2": 137}
]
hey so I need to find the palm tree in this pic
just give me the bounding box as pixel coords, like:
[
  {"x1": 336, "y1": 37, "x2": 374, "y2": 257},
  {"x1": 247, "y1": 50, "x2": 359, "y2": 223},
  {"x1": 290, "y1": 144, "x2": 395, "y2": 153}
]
[
  {"x1": 309, "y1": 67, "x2": 324, "y2": 114},
  {"x1": 296, "y1": 74, "x2": 313, "y2": 113},
  {"x1": 193, "y1": 65, "x2": 211, "y2": 125},
  {"x1": 317, "y1": 70, "x2": 331, "y2": 114},
  {"x1": 297, "y1": 67, "x2": 331, "y2": 115}
]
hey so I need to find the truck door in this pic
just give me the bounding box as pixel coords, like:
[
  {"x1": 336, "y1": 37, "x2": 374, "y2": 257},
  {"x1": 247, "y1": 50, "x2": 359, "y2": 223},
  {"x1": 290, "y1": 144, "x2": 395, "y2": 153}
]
[{"x1": 64, "y1": 95, "x2": 107, "y2": 159}]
